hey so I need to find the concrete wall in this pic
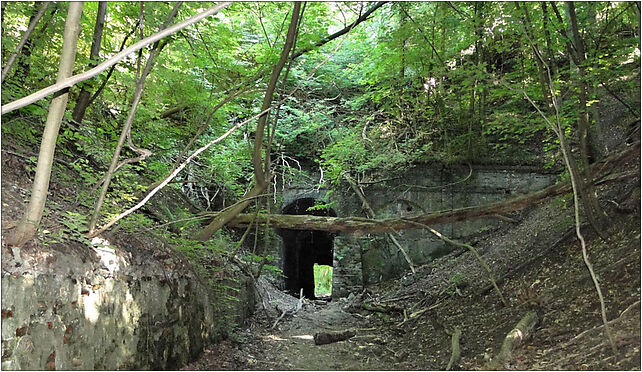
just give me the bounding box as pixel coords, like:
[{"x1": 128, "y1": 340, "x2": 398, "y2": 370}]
[
  {"x1": 328, "y1": 164, "x2": 557, "y2": 295},
  {"x1": 270, "y1": 164, "x2": 557, "y2": 298},
  {"x1": 1, "y1": 232, "x2": 253, "y2": 370}
]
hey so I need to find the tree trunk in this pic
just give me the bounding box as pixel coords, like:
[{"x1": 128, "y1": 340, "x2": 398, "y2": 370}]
[
  {"x1": 1, "y1": 2, "x2": 49, "y2": 83},
  {"x1": 7, "y1": 2, "x2": 84, "y2": 247},
  {"x1": 540, "y1": 2, "x2": 558, "y2": 79},
  {"x1": 195, "y1": 2, "x2": 302, "y2": 241},
  {"x1": 8, "y1": 3, "x2": 59, "y2": 87},
  {"x1": 516, "y1": 2, "x2": 550, "y2": 102},
  {"x1": 567, "y1": 1, "x2": 607, "y2": 237},
  {"x1": 88, "y1": 2, "x2": 182, "y2": 234},
  {"x1": 71, "y1": 1, "x2": 107, "y2": 123},
  {"x1": 87, "y1": 20, "x2": 140, "y2": 106}
]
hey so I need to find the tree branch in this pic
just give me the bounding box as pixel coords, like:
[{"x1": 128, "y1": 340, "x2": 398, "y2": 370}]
[
  {"x1": 290, "y1": 1, "x2": 387, "y2": 60},
  {"x1": 2, "y1": 2, "x2": 232, "y2": 115},
  {"x1": 1, "y1": 2, "x2": 49, "y2": 83}
]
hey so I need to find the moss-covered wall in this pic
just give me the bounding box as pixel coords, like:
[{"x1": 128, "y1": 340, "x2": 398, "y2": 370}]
[{"x1": 1, "y1": 232, "x2": 253, "y2": 370}]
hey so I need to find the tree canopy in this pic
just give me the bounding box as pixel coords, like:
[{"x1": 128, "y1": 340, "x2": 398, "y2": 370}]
[{"x1": 1, "y1": 1, "x2": 639, "y2": 244}]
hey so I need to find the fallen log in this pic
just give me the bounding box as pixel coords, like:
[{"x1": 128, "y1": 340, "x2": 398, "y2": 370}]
[
  {"x1": 313, "y1": 330, "x2": 357, "y2": 345},
  {"x1": 200, "y1": 141, "x2": 639, "y2": 235},
  {"x1": 207, "y1": 186, "x2": 565, "y2": 234},
  {"x1": 487, "y1": 310, "x2": 538, "y2": 370}
]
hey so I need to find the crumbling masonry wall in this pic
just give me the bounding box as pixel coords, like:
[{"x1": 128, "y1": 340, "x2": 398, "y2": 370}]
[
  {"x1": 1, "y1": 232, "x2": 253, "y2": 370},
  {"x1": 328, "y1": 164, "x2": 557, "y2": 295}
]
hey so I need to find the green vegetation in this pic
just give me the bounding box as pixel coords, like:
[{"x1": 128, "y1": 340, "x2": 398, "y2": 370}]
[
  {"x1": 314, "y1": 264, "x2": 333, "y2": 297},
  {"x1": 0, "y1": 2, "x2": 639, "y2": 284}
]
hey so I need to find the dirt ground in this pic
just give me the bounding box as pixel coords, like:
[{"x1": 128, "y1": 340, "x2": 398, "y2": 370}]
[{"x1": 183, "y1": 146, "x2": 641, "y2": 371}]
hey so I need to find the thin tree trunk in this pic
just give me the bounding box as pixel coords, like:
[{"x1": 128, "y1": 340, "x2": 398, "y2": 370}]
[
  {"x1": 72, "y1": 1, "x2": 107, "y2": 123},
  {"x1": 195, "y1": 2, "x2": 302, "y2": 241},
  {"x1": 516, "y1": 2, "x2": 550, "y2": 102},
  {"x1": 88, "y1": 2, "x2": 182, "y2": 234},
  {"x1": 567, "y1": 1, "x2": 607, "y2": 237},
  {"x1": 541, "y1": 2, "x2": 557, "y2": 78},
  {"x1": 7, "y1": 2, "x2": 84, "y2": 247},
  {"x1": 87, "y1": 20, "x2": 140, "y2": 106},
  {"x1": 1, "y1": 2, "x2": 49, "y2": 83},
  {"x1": 511, "y1": 56, "x2": 618, "y2": 356},
  {"x1": 1, "y1": 2, "x2": 6, "y2": 26}
]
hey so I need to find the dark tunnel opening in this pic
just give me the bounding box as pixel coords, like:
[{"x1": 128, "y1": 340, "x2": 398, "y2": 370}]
[{"x1": 276, "y1": 198, "x2": 337, "y2": 299}]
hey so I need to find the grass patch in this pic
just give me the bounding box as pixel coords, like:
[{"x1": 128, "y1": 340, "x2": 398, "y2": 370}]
[{"x1": 314, "y1": 264, "x2": 333, "y2": 297}]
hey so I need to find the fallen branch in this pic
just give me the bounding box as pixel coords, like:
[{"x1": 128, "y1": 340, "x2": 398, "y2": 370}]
[
  {"x1": 213, "y1": 141, "x2": 638, "y2": 235},
  {"x1": 492, "y1": 214, "x2": 518, "y2": 224},
  {"x1": 446, "y1": 327, "x2": 462, "y2": 370},
  {"x1": 271, "y1": 309, "x2": 287, "y2": 330},
  {"x1": 362, "y1": 303, "x2": 403, "y2": 313},
  {"x1": 380, "y1": 294, "x2": 415, "y2": 303},
  {"x1": 344, "y1": 173, "x2": 416, "y2": 273},
  {"x1": 313, "y1": 330, "x2": 357, "y2": 345},
  {"x1": 404, "y1": 220, "x2": 508, "y2": 306},
  {"x1": 487, "y1": 310, "x2": 538, "y2": 370},
  {"x1": 271, "y1": 288, "x2": 304, "y2": 330},
  {"x1": 556, "y1": 300, "x2": 640, "y2": 351},
  {"x1": 395, "y1": 306, "x2": 432, "y2": 327}
]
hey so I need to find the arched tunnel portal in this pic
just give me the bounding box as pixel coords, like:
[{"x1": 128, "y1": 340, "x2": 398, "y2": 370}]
[{"x1": 277, "y1": 198, "x2": 337, "y2": 299}]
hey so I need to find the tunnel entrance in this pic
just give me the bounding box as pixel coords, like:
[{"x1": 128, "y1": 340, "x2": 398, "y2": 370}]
[{"x1": 277, "y1": 198, "x2": 337, "y2": 299}]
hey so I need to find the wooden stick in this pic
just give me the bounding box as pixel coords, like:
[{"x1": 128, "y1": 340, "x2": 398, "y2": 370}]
[
  {"x1": 487, "y1": 311, "x2": 538, "y2": 370},
  {"x1": 446, "y1": 327, "x2": 462, "y2": 370}
]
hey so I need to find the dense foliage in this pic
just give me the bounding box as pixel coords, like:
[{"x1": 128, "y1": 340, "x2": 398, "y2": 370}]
[{"x1": 1, "y1": 1, "x2": 640, "y2": 244}]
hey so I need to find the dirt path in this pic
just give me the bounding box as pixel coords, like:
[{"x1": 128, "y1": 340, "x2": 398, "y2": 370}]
[
  {"x1": 184, "y1": 210, "x2": 641, "y2": 371},
  {"x1": 184, "y1": 297, "x2": 410, "y2": 371}
]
